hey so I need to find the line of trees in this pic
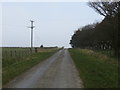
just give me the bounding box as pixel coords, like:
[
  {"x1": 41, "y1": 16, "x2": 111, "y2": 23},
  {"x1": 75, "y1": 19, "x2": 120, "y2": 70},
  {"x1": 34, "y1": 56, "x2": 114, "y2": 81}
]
[{"x1": 70, "y1": 1, "x2": 120, "y2": 56}]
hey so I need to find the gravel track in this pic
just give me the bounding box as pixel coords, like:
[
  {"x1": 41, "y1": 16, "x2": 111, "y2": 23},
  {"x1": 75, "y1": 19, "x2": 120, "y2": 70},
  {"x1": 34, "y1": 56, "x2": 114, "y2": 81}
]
[{"x1": 4, "y1": 49, "x2": 84, "y2": 88}]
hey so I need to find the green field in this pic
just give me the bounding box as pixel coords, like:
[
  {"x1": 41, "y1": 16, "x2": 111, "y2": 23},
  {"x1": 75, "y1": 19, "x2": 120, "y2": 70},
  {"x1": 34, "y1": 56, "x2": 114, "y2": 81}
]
[
  {"x1": 2, "y1": 47, "x2": 32, "y2": 68},
  {"x1": 69, "y1": 48, "x2": 118, "y2": 88},
  {"x1": 2, "y1": 47, "x2": 60, "y2": 86}
]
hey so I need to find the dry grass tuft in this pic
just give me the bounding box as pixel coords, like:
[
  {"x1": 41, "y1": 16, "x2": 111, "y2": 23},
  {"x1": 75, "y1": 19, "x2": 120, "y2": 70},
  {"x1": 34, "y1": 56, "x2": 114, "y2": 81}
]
[{"x1": 78, "y1": 49, "x2": 117, "y2": 64}]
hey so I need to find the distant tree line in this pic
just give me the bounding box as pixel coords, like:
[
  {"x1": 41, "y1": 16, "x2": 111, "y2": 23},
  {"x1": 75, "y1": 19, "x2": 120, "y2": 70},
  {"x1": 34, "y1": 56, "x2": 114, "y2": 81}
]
[{"x1": 70, "y1": 1, "x2": 120, "y2": 56}]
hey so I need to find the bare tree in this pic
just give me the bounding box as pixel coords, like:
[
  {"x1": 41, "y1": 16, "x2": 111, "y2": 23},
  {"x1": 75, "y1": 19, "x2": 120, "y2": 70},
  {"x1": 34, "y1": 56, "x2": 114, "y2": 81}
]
[{"x1": 88, "y1": 0, "x2": 120, "y2": 17}]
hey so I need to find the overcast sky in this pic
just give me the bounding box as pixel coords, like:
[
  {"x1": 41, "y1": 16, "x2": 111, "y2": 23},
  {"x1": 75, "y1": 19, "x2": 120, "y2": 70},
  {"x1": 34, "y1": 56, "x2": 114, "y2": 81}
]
[{"x1": 2, "y1": 2, "x2": 104, "y2": 48}]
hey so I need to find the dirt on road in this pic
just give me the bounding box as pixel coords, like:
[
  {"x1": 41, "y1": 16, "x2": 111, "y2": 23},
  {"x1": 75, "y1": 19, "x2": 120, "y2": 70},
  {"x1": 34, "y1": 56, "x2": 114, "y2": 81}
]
[{"x1": 4, "y1": 49, "x2": 84, "y2": 88}]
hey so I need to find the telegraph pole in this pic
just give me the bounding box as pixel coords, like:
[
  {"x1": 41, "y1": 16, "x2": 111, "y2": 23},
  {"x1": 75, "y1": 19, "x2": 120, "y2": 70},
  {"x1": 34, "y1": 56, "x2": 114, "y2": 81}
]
[{"x1": 28, "y1": 20, "x2": 35, "y2": 52}]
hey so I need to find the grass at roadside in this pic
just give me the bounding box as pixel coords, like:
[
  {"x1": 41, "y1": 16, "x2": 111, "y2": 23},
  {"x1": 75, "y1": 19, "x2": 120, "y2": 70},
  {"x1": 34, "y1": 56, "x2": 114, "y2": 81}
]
[
  {"x1": 3, "y1": 48, "x2": 60, "y2": 86},
  {"x1": 69, "y1": 48, "x2": 118, "y2": 88}
]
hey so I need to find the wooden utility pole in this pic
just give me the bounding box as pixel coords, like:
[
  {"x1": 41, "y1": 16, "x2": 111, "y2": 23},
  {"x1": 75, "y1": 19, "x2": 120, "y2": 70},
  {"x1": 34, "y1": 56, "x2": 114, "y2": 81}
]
[{"x1": 28, "y1": 20, "x2": 35, "y2": 52}]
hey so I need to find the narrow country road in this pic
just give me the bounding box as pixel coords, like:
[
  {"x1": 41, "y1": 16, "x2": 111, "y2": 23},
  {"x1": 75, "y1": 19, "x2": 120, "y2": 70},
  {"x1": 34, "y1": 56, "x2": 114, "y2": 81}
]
[{"x1": 5, "y1": 49, "x2": 84, "y2": 88}]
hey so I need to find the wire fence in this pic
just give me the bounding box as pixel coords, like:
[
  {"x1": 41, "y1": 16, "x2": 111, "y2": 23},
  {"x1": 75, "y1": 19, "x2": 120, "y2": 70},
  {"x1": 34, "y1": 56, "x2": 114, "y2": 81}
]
[{"x1": 2, "y1": 48, "x2": 37, "y2": 68}]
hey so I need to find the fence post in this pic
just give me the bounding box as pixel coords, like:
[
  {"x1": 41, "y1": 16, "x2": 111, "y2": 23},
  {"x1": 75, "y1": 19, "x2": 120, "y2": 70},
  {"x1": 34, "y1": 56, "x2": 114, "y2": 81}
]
[
  {"x1": 19, "y1": 51, "x2": 21, "y2": 58},
  {"x1": 15, "y1": 50, "x2": 17, "y2": 57},
  {"x1": 10, "y1": 51, "x2": 12, "y2": 58},
  {"x1": 35, "y1": 48, "x2": 37, "y2": 53}
]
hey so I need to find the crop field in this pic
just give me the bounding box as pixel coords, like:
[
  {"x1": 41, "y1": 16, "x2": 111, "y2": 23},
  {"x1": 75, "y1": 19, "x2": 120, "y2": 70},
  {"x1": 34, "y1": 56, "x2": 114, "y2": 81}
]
[{"x1": 2, "y1": 47, "x2": 60, "y2": 68}]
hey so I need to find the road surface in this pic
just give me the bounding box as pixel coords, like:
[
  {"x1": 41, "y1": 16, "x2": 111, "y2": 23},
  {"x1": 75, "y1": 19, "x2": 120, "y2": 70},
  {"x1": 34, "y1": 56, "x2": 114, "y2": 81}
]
[{"x1": 4, "y1": 49, "x2": 84, "y2": 88}]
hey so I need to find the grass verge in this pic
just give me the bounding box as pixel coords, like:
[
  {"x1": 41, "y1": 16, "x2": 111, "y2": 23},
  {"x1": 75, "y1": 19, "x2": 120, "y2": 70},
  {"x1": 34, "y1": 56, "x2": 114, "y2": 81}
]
[
  {"x1": 69, "y1": 48, "x2": 118, "y2": 88},
  {"x1": 2, "y1": 49, "x2": 60, "y2": 86}
]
